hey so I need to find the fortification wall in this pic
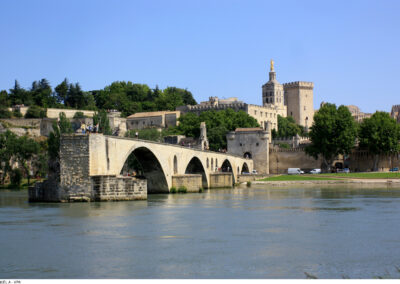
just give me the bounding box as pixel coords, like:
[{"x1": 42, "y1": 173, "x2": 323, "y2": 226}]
[
  {"x1": 46, "y1": 108, "x2": 95, "y2": 119},
  {"x1": 349, "y1": 151, "x2": 400, "y2": 172},
  {"x1": 269, "y1": 148, "x2": 322, "y2": 174}
]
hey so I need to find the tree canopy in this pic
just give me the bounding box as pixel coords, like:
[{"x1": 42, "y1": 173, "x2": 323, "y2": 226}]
[
  {"x1": 305, "y1": 103, "x2": 357, "y2": 172},
  {"x1": 1, "y1": 79, "x2": 197, "y2": 117},
  {"x1": 358, "y1": 111, "x2": 400, "y2": 171},
  {"x1": 272, "y1": 115, "x2": 306, "y2": 138},
  {"x1": 0, "y1": 130, "x2": 41, "y2": 185},
  {"x1": 168, "y1": 109, "x2": 259, "y2": 151}
]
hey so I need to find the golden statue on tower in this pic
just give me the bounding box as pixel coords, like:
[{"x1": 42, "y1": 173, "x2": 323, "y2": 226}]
[{"x1": 270, "y1": 59, "x2": 274, "y2": 71}]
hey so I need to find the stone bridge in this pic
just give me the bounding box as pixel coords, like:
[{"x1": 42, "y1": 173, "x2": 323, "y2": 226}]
[{"x1": 60, "y1": 134, "x2": 253, "y2": 196}]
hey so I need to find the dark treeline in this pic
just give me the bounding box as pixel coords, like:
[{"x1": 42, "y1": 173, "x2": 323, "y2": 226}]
[{"x1": 0, "y1": 79, "x2": 197, "y2": 117}]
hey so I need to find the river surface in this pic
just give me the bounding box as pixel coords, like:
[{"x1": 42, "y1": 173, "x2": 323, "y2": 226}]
[{"x1": 1, "y1": 184, "x2": 400, "y2": 279}]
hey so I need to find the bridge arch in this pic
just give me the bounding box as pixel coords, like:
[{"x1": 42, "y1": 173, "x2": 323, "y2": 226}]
[
  {"x1": 241, "y1": 162, "x2": 250, "y2": 174},
  {"x1": 221, "y1": 158, "x2": 235, "y2": 186},
  {"x1": 119, "y1": 146, "x2": 169, "y2": 193},
  {"x1": 185, "y1": 156, "x2": 208, "y2": 188}
]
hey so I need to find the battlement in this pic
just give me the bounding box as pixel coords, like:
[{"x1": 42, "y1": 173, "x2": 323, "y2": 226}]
[
  {"x1": 283, "y1": 81, "x2": 314, "y2": 89},
  {"x1": 186, "y1": 103, "x2": 246, "y2": 111}
]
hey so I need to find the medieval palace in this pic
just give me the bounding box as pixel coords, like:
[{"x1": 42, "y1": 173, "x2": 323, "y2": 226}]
[{"x1": 178, "y1": 60, "x2": 315, "y2": 131}]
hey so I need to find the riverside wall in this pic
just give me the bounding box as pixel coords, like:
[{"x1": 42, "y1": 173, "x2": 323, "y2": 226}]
[{"x1": 269, "y1": 147, "x2": 322, "y2": 174}]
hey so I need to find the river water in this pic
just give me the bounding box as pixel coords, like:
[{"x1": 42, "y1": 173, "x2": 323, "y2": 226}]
[{"x1": 1, "y1": 184, "x2": 400, "y2": 279}]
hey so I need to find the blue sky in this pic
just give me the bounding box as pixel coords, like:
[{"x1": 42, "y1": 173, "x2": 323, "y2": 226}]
[{"x1": 0, "y1": 0, "x2": 399, "y2": 113}]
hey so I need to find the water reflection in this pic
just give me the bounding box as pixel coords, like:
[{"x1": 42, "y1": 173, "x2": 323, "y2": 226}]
[{"x1": 1, "y1": 185, "x2": 400, "y2": 278}]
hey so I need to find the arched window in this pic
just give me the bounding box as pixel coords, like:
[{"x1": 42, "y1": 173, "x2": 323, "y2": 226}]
[
  {"x1": 211, "y1": 158, "x2": 214, "y2": 171},
  {"x1": 206, "y1": 158, "x2": 209, "y2": 168}
]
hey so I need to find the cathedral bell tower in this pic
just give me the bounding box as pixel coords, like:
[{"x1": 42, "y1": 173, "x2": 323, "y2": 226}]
[{"x1": 262, "y1": 60, "x2": 284, "y2": 107}]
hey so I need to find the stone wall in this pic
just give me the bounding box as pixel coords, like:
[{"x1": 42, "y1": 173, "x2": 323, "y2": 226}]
[
  {"x1": 269, "y1": 148, "x2": 322, "y2": 174},
  {"x1": 172, "y1": 174, "x2": 202, "y2": 192},
  {"x1": 127, "y1": 116, "x2": 163, "y2": 130},
  {"x1": 0, "y1": 118, "x2": 42, "y2": 127},
  {"x1": 92, "y1": 176, "x2": 147, "y2": 201},
  {"x1": 46, "y1": 108, "x2": 95, "y2": 119},
  {"x1": 28, "y1": 178, "x2": 60, "y2": 202},
  {"x1": 209, "y1": 173, "x2": 233, "y2": 188},
  {"x1": 59, "y1": 134, "x2": 92, "y2": 200},
  {"x1": 0, "y1": 119, "x2": 42, "y2": 137},
  {"x1": 237, "y1": 174, "x2": 267, "y2": 182},
  {"x1": 165, "y1": 113, "x2": 178, "y2": 128},
  {"x1": 348, "y1": 151, "x2": 400, "y2": 172}
]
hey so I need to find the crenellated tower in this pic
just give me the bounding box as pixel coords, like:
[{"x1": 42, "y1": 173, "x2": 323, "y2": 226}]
[{"x1": 283, "y1": 81, "x2": 314, "y2": 130}]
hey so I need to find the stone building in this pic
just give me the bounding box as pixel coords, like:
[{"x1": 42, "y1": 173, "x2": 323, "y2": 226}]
[
  {"x1": 226, "y1": 127, "x2": 269, "y2": 174},
  {"x1": 178, "y1": 60, "x2": 314, "y2": 131},
  {"x1": 177, "y1": 96, "x2": 282, "y2": 131},
  {"x1": 283, "y1": 81, "x2": 314, "y2": 129},
  {"x1": 391, "y1": 105, "x2": 400, "y2": 123},
  {"x1": 126, "y1": 111, "x2": 180, "y2": 130},
  {"x1": 346, "y1": 105, "x2": 372, "y2": 122}
]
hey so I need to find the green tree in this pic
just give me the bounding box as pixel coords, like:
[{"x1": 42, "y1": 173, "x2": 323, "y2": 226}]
[
  {"x1": 55, "y1": 78, "x2": 69, "y2": 104},
  {"x1": 48, "y1": 112, "x2": 73, "y2": 161},
  {"x1": 25, "y1": 105, "x2": 47, "y2": 118},
  {"x1": 73, "y1": 111, "x2": 85, "y2": 119},
  {"x1": 305, "y1": 103, "x2": 357, "y2": 172},
  {"x1": 14, "y1": 135, "x2": 40, "y2": 185},
  {"x1": 0, "y1": 131, "x2": 18, "y2": 184},
  {"x1": 0, "y1": 106, "x2": 13, "y2": 118},
  {"x1": 358, "y1": 111, "x2": 400, "y2": 171},
  {"x1": 9, "y1": 80, "x2": 31, "y2": 106},
  {"x1": 31, "y1": 78, "x2": 56, "y2": 107},
  {"x1": 10, "y1": 168, "x2": 22, "y2": 186},
  {"x1": 273, "y1": 115, "x2": 305, "y2": 138},
  {"x1": 0, "y1": 90, "x2": 10, "y2": 107},
  {"x1": 125, "y1": 128, "x2": 163, "y2": 142},
  {"x1": 170, "y1": 109, "x2": 259, "y2": 151},
  {"x1": 93, "y1": 110, "x2": 112, "y2": 135}
]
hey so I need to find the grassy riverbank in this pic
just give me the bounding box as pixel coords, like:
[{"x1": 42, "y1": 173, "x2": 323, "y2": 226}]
[
  {"x1": 259, "y1": 172, "x2": 400, "y2": 182},
  {"x1": 319, "y1": 172, "x2": 400, "y2": 179},
  {"x1": 0, "y1": 178, "x2": 42, "y2": 190},
  {"x1": 259, "y1": 175, "x2": 340, "y2": 181}
]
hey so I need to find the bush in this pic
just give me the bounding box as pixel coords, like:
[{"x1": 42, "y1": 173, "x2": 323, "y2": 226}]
[
  {"x1": 170, "y1": 186, "x2": 177, "y2": 193},
  {"x1": 177, "y1": 186, "x2": 187, "y2": 193},
  {"x1": 73, "y1": 111, "x2": 85, "y2": 119},
  {"x1": 0, "y1": 107, "x2": 12, "y2": 118},
  {"x1": 25, "y1": 106, "x2": 46, "y2": 118},
  {"x1": 199, "y1": 187, "x2": 204, "y2": 193},
  {"x1": 246, "y1": 181, "x2": 252, "y2": 187},
  {"x1": 10, "y1": 168, "x2": 23, "y2": 186},
  {"x1": 278, "y1": 142, "x2": 290, "y2": 149},
  {"x1": 12, "y1": 109, "x2": 23, "y2": 118}
]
